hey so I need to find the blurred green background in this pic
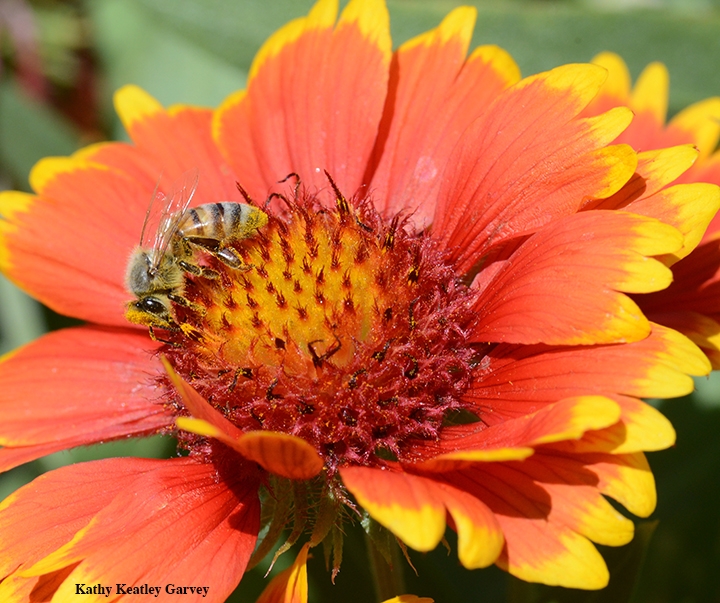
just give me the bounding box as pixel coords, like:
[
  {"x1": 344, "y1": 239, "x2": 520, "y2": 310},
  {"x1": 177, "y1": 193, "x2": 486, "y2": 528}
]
[{"x1": 1, "y1": 1, "x2": 719, "y2": 601}]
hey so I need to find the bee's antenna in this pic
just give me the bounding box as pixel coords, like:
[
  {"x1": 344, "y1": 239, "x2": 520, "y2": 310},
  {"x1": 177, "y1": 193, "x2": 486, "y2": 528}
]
[
  {"x1": 236, "y1": 182, "x2": 256, "y2": 206},
  {"x1": 266, "y1": 192, "x2": 292, "y2": 211},
  {"x1": 277, "y1": 172, "x2": 301, "y2": 199}
]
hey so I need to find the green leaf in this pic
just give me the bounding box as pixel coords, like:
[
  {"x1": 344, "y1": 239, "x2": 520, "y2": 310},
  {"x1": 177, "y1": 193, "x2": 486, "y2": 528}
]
[
  {"x1": 0, "y1": 80, "x2": 80, "y2": 189},
  {"x1": 0, "y1": 275, "x2": 46, "y2": 355},
  {"x1": 89, "y1": 0, "x2": 248, "y2": 140}
]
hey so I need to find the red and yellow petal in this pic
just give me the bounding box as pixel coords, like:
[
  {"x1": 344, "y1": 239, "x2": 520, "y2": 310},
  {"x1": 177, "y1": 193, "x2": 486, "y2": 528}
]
[
  {"x1": 667, "y1": 96, "x2": 720, "y2": 161},
  {"x1": 113, "y1": 85, "x2": 239, "y2": 202},
  {"x1": 587, "y1": 147, "x2": 720, "y2": 264},
  {"x1": 0, "y1": 161, "x2": 147, "y2": 325},
  {"x1": 590, "y1": 145, "x2": 698, "y2": 211},
  {"x1": 340, "y1": 467, "x2": 446, "y2": 552},
  {"x1": 22, "y1": 455, "x2": 261, "y2": 603},
  {"x1": 629, "y1": 62, "x2": 668, "y2": 126},
  {"x1": 588, "y1": 52, "x2": 720, "y2": 160},
  {"x1": 367, "y1": 7, "x2": 520, "y2": 226},
  {"x1": 589, "y1": 452, "x2": 656, "y2": 518},
  {"x1": 639, "y1": 236, "x2": 720, "y2": 365},
  {"x1": 649, "y1": 310, "x2": 720, "y2": 369},
  {"x1": 442, "y1": 463, "x2": 611, "y2": 589},
  {"x1": 0, "y1": 326, "x2": 172, "y2": 472},
  {"x1": 433, "y1": 64, "x2": 637, "y2": 273},
  {"x1": 471, "y1": 211, "x2": 681, "y2": 345},
  {"x1": 340, "y1": 466, "x2": 505, "y2": 570},
  {"x1": 591, "y1": 144, "x2": 720, "y2": 265},
  {"x1": 443, "y1": 448, "x2": 650, "y2": 589},
  {"x1": 431, "y1": 479, "x2": 504, "y2": 569},
  {"x1": 0, "y1": 458, "x2": 161, "y2": 579},
  {"x1": 213, "y1": 0, "x2": 390, "y2": 202},
  {"x1": 466, "y1": 323, "x2": 709, "y2": 424},
  {"x1": 552, "y1": 395, "x2": 676, "y2": 455},
  {"x1": 642, "y1": 237, "x2": 720, "y2": 317},
  {"x1": 585, "y1": 52, "x2": 631, "y2": 112},
  {"x1": 427, "y1": 396, "x2": 621, "y2": 464}
]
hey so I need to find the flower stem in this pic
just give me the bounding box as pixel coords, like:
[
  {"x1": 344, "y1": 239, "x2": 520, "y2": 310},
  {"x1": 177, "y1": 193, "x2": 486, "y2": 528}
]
[{"x1": 364, "y1": 522, "x2": 406, "y2": 603}]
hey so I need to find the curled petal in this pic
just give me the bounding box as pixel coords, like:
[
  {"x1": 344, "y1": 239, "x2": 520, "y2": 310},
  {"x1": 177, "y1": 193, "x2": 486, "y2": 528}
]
[{"x1": 166, "y1": 362, "x2": 323, "y2": 479}]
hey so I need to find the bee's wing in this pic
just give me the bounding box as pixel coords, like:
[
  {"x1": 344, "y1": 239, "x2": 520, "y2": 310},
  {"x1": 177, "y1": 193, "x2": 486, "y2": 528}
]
[
  {"x1": 139, "y1": 175, "x2": 164, "y2": 250},
  {"x1": 147, "y1": 169, "x2": 199, "y2": 270}
]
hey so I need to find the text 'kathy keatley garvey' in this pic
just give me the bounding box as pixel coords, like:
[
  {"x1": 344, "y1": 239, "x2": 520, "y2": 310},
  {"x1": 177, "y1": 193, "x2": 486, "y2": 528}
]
[{"x1": 74, "y1": 583, "x2": 210, "y2": 597}]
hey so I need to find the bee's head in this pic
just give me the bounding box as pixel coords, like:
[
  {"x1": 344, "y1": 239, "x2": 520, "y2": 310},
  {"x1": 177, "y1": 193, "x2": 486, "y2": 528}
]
[
  {"x1": 125, "y1": 247, "x2": 155, "y2": 295},
  {"x1": 124, "y1": 295, "x2": 172, "y2": 329}
]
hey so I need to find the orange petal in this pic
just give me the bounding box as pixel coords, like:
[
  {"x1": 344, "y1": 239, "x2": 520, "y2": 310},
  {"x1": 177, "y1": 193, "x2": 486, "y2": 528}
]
[
  {"x1": 639, "y1": 237, "x2": 720, "y2": 335},
  {"x1": 624, "y1": 182, "x2": 720, "y2": 264},
  {"x1": 163, "y1": 357, "x2": 243, "y2": 439},
  {"x1": 590, "y1": 145, "x2": 698, "y2": 212},
  {"x1": 445, "y1": 464, "x2": 609, "y2": 589},
  {"x1": 430, "y1": 480, "x2": 504, "y2": 569},
  {"x1": 0, "y1": 162, "x2": 145, "y2": 325},
  {"x1": 23, "y1": 457, "x2": 260, "y2": 602},
  {"x1": 433, "y1": 63, "x2": 637, "y2": 273},
  {"x1": 668, "y1": 97, "x2": 720, "y2": 160},
  {"x1": 368, "y1": 7, "x2": 520, "y2": 227},
  {"x1": 0, "y1": 327, "x2": 172, "y2": 471},
  {"x1": 0, "y1": 458, "x2": 160, "y2": 578},
  {"x1": 421, "y1": 396, "x2": 621, "y2": 474},
  {"x1": 630, "y1": 62, "x2": 668, "y2": 125},
  {"x1": 587, "y1": 52, "x2": 631, "y2": 111},
  {"x1": 647, "y1": 310, "x2": 720, "y2": 370},
  {"x1": 515, "y1": 452, "x2": 635, "y2": 547},
  {"x1": 416, "y1": 447, "x2": 534, "y2": 473},
  {"x1": 114, "y1": 86, "x2": 238, "y2": 202},
  {"x1": 343, "y1": 467, "x2": 505, "y2": 569},
  {"x1": 234, "y1": 431, "x2": 324, "y2": 480},
  {"x1": 256, "y1": 544, "x2": 309, "y2": 603},
  {"x1": 213, "y1": 0, "x2": 390, "y2": 202},
  {"x1": 465, "y1": 323, "x2": 709, "y2": 424},
  {"x1": 552, "y1": 394, "x2": 675, "y2": 454},
  {"x1": 584, "y1": 451, "x2": 656, "y2": 518}
]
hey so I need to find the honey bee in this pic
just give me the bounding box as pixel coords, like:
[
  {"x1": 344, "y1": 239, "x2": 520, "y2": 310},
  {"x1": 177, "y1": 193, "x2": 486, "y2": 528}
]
[{"x1": 125, "y1": 171, "x2": 268, "y2": 332}]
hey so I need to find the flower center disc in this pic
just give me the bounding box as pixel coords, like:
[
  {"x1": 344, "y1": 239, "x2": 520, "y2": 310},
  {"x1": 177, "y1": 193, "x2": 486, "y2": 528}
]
[{"x1": 164, "y1": 191, "x2": 477, "y2": 472}]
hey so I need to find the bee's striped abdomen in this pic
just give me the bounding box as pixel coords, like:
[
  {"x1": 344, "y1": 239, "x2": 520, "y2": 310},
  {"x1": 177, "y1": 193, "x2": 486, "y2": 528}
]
[{"x1": 178, "y1": 202, "x2": 267, "y2": 242}]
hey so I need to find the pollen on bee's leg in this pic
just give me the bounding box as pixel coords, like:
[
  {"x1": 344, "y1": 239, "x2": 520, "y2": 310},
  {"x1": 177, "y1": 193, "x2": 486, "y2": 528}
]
[{"x1": 161, "y1": 187, "x2": 478, "y2": 475}]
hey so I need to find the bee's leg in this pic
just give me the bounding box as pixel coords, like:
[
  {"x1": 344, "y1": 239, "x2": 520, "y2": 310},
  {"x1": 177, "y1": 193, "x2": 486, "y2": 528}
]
[
  {"x1": 177, "y1": 259, "x2": 219, "y2": 280},
  {"x1": 148, "y1": 326, "x2": 181, "y2": 347},
  {"x1": 168, "y1": 292, "x2": 206, "y2": 316},
  {"x1": 218, "y1": 247, "x2": 242, "y2": 268},
  {"x1": 215, "y1": 246, "x2": 247, "y2": 269}
]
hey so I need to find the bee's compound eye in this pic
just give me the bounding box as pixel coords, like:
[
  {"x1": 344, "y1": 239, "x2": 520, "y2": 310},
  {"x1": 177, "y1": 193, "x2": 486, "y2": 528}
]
[{"x1": 138, "y1": 297, "x2": 168, "y2": 316}]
